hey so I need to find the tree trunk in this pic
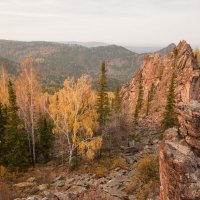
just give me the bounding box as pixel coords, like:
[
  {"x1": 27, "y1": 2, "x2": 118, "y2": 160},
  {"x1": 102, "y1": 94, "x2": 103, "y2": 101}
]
[
  {"x1": 68, "y1": 148, "x2": 73, "y2": 171},
  {"x1": 30, "y1": 67, "x2": 36, "y2": 166}
]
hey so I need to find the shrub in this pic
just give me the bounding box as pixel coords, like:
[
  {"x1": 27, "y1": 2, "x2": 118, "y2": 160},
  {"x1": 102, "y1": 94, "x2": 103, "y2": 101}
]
[
  {"x1": 136, "y1": 156, "x2": 159, "y2": 184},
  {"x1": 78, "y1": 155, "x2": 129, "y2": 178},
  {"x1": 125, "y1": 156, "x2": 160, "y2": 200},
  {"x1": 110, "y1": 157, "x2": 129, "y2": 170},
  {"x1": 94, "y1": 166, "x2": 108, "y2": 178},
  {"x1": 136, "y1": 181, "x2": 160, "y2": 200}
]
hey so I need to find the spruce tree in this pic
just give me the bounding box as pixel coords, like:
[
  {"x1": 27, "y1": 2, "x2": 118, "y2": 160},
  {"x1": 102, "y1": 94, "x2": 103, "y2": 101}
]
[
  {"x1": 134, "y1": 73, "x2": 144, "y2": 121},
  {"x1": 161, "y1": 73, "x2": 177, "y2": 131},
  {"x1": 37, "y1": 115, "x2": 52, "y2": 162},
  {"x1": 96, "y1": 61, "x2": 110, "y2": 126},
  {"x1": 4, "y1": 81, "x2": 30, "y2": 171},
  {"x1": 146, "y1": 84, "x2": 155, "y2": 116}
]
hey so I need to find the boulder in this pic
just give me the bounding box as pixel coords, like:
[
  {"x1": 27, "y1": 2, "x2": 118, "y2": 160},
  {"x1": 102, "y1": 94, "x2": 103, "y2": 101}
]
[
  {"x1": 38, "y1": 184, "x2": 48, "y2": 191},
  {"x1": 14, "y1": 182, "x2": 36, "y2": 188}
]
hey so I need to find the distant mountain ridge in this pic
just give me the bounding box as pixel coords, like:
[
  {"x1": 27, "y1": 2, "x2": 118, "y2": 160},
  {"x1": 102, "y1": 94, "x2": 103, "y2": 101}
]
[
  {"x1": 0, "y1": 39, "x2": 177, "y2": 91},
  {"x1": 63, "y1": 41, "x2": 109, "y2": 48},
  {"x1": 0, "y1": 40, "x2": 144, "y2": 91},
  {"x1": 156, "y1": 43, "x2": 176, "y2": 56}
]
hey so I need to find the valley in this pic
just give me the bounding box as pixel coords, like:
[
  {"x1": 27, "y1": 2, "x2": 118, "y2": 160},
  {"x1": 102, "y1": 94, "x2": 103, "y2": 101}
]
[{"x1": 0, "y1": 40, "x2": 144, "y2": 92}]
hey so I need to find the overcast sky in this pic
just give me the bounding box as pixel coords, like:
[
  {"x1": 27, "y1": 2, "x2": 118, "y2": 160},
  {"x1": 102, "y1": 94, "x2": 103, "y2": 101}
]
[{"x1": 0, "y1": 0, "x2": 199, "y2": 46}]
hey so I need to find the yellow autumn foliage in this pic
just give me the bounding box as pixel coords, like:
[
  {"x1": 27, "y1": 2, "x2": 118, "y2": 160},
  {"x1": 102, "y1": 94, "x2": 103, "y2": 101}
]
[
  {"x1": 0, "y1": 66, "x2": 9, "y2": 105},
  {"x1": 78, "y1": 136, "x2": 102, "y2": 160},
  {"x1": 48, "y1": 75, "x2": 102, "y2": 161}
]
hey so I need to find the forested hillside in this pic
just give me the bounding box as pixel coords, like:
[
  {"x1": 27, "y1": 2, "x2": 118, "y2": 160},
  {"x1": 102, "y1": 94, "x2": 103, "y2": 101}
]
[
  {"x1": 0, "y1": 40, "x2": 144, "y2": 91},
  {"x1": 0, "y1": 56, "x2": 18, "y2": 74}
]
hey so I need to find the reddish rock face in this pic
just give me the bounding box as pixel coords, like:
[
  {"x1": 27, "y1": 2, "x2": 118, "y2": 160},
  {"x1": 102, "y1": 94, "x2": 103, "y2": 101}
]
[
  {"x1": 159, "y1": 102, "x2": 200, "y2": 200},
  {"x1": 121, "y1": 40, "x2": 200, "y2": 122},
  {"x1": 121, "y1": 40, "x2": 200, "y2": 200}
]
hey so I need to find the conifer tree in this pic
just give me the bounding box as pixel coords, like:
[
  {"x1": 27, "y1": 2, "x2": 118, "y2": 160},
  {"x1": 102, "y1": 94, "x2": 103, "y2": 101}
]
[
  {"x1": 4, "y1": 81, "x2": 30, "y2": 171},
  {"x1": 134, "y1": 73, "x2": 144, "y2": 121},
  {"x1": 37, "y1": 115, "x2": 52, "y2": 162},
  {"x1": 96, "y1": 61, "x2": 110, "y2": 126},
  {"x1": 146, "y1": 84, "x2": 155, "y2": 116},
  {"x1": 161, "y1": 73, "x2": 177, "y2": 131}
]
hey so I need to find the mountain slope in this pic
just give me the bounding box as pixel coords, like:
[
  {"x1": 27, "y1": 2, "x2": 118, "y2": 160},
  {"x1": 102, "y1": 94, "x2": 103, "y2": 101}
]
[
  {"x1": 0, "y1": 55, "x2": 18, "y2": 74},
  {"x1": 156, "y1": 43, "x2": 176, "y2": 56},
  {"x1": 0, "y1": 40, "x2": 144, "y2": 90}
]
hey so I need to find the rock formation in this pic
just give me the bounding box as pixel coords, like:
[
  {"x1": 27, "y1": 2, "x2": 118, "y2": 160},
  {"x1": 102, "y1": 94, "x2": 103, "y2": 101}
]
[
  {"x1": 121, "y1": 40, "x2": 200, "y2": 200},
  {"x1": 121, "y1": 40, "x2": 200, "y2": 121},
  {"x1": 160, "y1": 101, "x2": 200, "y2": 200}
]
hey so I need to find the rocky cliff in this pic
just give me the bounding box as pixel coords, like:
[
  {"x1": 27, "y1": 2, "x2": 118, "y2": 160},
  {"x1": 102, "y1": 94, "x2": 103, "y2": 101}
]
[
  {"x1": 160, "y1": 101, "x2": 200, "y2": 200},
  {"x1": 121, "y1": 40, "x2": 200, "y2": 200},
  {"x1": 121, "y1": 40, "x2": 200, "y2": 121}
]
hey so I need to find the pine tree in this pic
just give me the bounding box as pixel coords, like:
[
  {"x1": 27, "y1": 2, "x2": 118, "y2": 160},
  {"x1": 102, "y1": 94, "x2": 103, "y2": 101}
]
[
  {"x1": 4, "y1": 81, "x2": 30, "y2": 171},
  {"x1": 161, "y1": 73, "x2": 177, "y2": 131},
  {"x1": 37, "y1": 115, "x2": 52, "y2": 162},
  {"x1": 146, "y1": 84, "x2": 155, "y2": 116},
  {"x1": 134, "y1": 73, "x2": 144, "y2": 121},
  {"x1": 96, "y1": 61, "x2": 110, "y2": 126}
]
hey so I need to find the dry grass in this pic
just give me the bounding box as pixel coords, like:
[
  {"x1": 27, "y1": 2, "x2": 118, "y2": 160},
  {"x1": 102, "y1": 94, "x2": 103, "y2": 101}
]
[
  {"x1": 124, "y1": 156, "x2": 160, "y2": 200},
  {"x1": 78, "y1": 155, "x2": 129, "y2": 178}
]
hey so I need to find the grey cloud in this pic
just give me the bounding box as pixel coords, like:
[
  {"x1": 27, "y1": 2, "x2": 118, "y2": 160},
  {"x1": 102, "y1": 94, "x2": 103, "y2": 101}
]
[{"x1": 0, "y1": 0, "x2": 199, "y2": 45}]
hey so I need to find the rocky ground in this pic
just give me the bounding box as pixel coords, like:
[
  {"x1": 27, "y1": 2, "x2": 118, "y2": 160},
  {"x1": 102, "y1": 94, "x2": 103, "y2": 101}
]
[{"x1": 9, "y1": 119, "x2": 160, "y2": 200}]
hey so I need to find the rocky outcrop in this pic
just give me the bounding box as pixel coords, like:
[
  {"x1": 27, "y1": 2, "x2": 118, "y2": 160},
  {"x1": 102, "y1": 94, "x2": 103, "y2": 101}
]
[
  {"x1": 160, "y1": 101, "x2": 200, "y2": 200},
  {"x1": 121, "y1": 40, "x2": 200, "y2": 122}
]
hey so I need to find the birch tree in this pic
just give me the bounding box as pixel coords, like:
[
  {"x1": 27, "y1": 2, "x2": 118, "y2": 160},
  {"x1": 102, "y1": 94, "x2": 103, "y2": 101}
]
[
  {"x1": 16, "y1": 57, "x2": 42, "y2": 165},
  {"x1": 47, "y1": 75, "x2": 102, "y2": 169},
  {"x1": 0, "y1": 66, "x2": 9, "y2": 105}
]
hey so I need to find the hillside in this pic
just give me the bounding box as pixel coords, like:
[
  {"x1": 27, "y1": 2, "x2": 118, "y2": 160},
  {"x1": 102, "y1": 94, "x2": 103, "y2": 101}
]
[
  {"x1": 0, "y1": 55, "x2": 18, "y2": 74},
  {"x1": 0, "y1": 40, "x2": 144, "y2": 91},
  {"x1": 156, "y1": 43, "x2": 176, "y2": 56}
]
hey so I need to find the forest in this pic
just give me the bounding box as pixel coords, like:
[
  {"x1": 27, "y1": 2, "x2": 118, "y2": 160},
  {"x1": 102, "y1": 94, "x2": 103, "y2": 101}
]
[{"x1": 0, "y1": 58, "x2": 123, "y2": 172}]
